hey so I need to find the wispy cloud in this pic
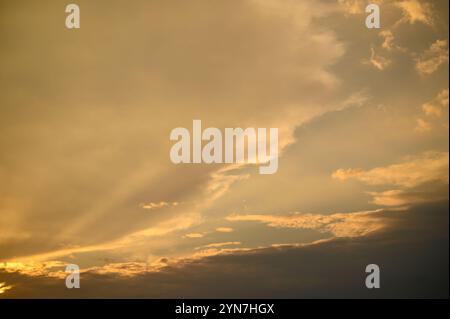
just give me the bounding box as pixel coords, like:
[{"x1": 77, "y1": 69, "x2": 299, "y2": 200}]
[
  {"x1": 422, "y1": 89, "x2": 449, "y2": 118},
  {"x1": 415, "y1": 40, "x2": 449, "y2": 75},
  {"x1": 416, "y1": 89, "x2": 449, "y2": 132},
  {"x1": 196, "y1": 242, "x2": 241, "y2": 249},
  {"x1": 415, "y1": 118, "x2": 432, "y2": 133},
  {"x1": 394, "y1": 0, "x2": 434, "y2": 26},
  {"x1": 365, "y1": 47, "x2": 392, "y2": 70},
  {"x1": 0, "y1": 282, "x2": 13, "y2": 295},
  {"x1": 184, "y1": 233, "x2": 205, "y2": 239},
  {"x1": 333, "y1": 152, "x2": 449, "y2": 207},
  {"x1": 140, "y1": 201, "x2": 179, "y2": 210},
  {"x1": 332, "y1": 151, "x2": 449, "y2": 188},
  {"x1": 227, "y1": 209, "x2": 386, "y2": 238}
]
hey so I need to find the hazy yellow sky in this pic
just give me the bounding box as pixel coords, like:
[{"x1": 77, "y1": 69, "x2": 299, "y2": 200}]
[{"x1": 0, "y1": 0, "x2": 448, "y2": 298}]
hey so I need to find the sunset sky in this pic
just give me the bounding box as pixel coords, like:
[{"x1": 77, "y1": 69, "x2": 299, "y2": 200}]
[{"x1": 0, "y1": 0, "x2": 448, "y2": 298}]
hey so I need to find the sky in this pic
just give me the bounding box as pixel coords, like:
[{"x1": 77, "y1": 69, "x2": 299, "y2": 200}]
[{"x1": 0, "y1": 0, "x2": 448, "y2": 298}]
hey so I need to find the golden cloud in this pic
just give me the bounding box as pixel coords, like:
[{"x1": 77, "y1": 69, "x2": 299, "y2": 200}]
[
  {"x1": 0, "y1": 282, "x2": 13, "y2": 295},
  {"x1": 184, "y1": 233, "x2": 204, "y2": 239},
  {"x1": 140, "y1": 201, "x2": 179, "y2": 210},
  {"x1": 196, "y1": 242, "x2": 241, "y2": 249},
  {"x1": 395, "y1": 0, "x2": 434, "y2": 26},
  {"x1": 415, "y1": 40, "x2": 449, "y2": 75},
  {"x1": 215, "y1": 227, "x2": 234, "y2": 233},
  {"x1": 421, "y1": 89, "x2": 449, "y2": 118},
  {"x1": 332, "y1": 151, "x2": 449, "y2": 188},
  {"x1": 227, "y1": 209, "x2": 386, "y2": 238},
  {"x1": 365, "y1": 47, "x2": 392, "y2": 71}
]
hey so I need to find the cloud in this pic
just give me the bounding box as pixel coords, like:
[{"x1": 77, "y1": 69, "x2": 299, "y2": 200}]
[
  {"x1": 423, "y1": 104, "x2": 443, "y2": 117},
  {"x1": 380, "y1": 30, "x2": 395, "y2": 51},
  {"x1": 1, "y1": 203, "x2": 447, "y2": 298},
  {"x1": 227, "y1": 209, "x2": 387, "y2": 238},
  {"x1": 415, "y1": 40, "x2": 449, "y2": 75},
  {"x1": 339, "y1": 0, "x2": 435, "y2": 27},
  {"x1": 0, "y1": 0, "x2": 448, "y2": 299},
  {"x1": 365, "y1": 28, "x2": 407, "y2": 73},
  {"x1": 332, "y1": 151, "x2": 449, "y2": 188},
  {"x1": 338, "y1": 0, "x2": 366, "y2": 14},
  {"x1": 0, "y1": 260, "x2": 66, "y2": 278},
  {"x1": 422, "y1": 89, "x2": 449, "y2": 116},
  {"x1": 333, "y1": 151, "x2": 449, "y2": 207},
  {"x1": 0, "y1": 282, "x2": 13, "y2": 295},
  {"x1": 184, "y1": 233, "x2": 204, "y2": 239},
  {"x1": 378, "y1": 30, "x2": 407, "y2": 53},
  {"x1": 140, "y1": 201, "x2": 179, "y2": 210},
  {"x1": 368, "y1": 186, "x2": 448, "y2": 206},
  {"x1": 365, "y1": 47, "x2": 392, "y2": 70},
  {"x1": 196, "y1": 242, "x2": 241, "y2": 249},
  {"x1": 0, "y1": 0, "x2": 347, "y2": 262},
  {"x1": 1, "y1": 212, "x2": 202, "y2": 264},
  {"x1": 416, "y1": 89, "x2": 449, "y2": 132},
  {"x1": 215, "y1": 227, "x2": 234, "y2": 233},
  {"x1": 394, "y1": 0, "x2": 434, "y2": 26},
  {"x1": 337, "y1": 0, "x2": 385, "y2": 15},
  {"x1": 87, "y1": 262, "x2": 149, "y2": 278},
  {"x1": 415, "y1": 118, "x2": 432, "y2": 132}
]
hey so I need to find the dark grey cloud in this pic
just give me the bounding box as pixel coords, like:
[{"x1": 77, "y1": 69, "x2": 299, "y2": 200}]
[{"x1": 1, "y1": 202, "x2": 447, "y2": 298}]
